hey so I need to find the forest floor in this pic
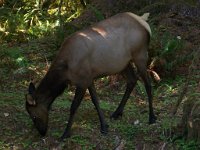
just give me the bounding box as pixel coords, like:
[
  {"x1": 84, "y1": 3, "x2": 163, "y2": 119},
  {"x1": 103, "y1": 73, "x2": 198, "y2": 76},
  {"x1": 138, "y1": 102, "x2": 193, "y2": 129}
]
[
  {"x1": 0, "y1": 1, "x2": 200, "y2": 150},
  {"x1": 0, "y1": 76, "x2": 194, "y2": 150}
]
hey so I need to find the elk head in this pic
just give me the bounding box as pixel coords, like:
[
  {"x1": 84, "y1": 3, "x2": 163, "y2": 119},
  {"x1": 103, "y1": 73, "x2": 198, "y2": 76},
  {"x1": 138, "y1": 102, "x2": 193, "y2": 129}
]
[{"x1": 25, "y1": 82, "x2": 48, "y2": 136}]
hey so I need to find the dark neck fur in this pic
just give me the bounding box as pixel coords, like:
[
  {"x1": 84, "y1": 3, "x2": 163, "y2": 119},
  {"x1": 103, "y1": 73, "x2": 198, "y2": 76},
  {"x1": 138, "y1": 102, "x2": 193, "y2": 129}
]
[{"x1": 35, "y1": 67, "x2": 67, "y2": 109}]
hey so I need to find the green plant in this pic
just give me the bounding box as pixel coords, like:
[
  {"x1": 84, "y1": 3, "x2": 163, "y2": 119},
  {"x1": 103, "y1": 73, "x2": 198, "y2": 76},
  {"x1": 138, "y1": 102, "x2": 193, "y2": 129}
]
[
  {"x1": 159, "y1": 117, "x2": 177, "y2": 141},
  {"x1": 175, "y1": 139, "x2": 200, "y2": 150},
  {"x1": 71, "y1": 135, "x2": 95, "y2": 149},
  {"x1": 0, "y1": 0, "x2": 85, "y2": 43},
  {"x1": 160, "y1": 33, "x2": 183, "y2": 57},
  {"x1": 0, "y1": 46, "x2": 28, "y2": 69},
  {"x1": 88, "y1": 5, "x2": 104, "y2": 21},
  {"x1": 150, "y1": 28, "x2": 188, "y2": 74}
]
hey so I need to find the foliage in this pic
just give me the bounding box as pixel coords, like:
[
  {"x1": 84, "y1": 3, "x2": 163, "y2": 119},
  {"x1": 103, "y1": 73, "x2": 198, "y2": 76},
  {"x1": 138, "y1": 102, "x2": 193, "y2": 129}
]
[
  {"x1": 149, "y1": 27, "x2": 191, "y2": 75},
  {"x1": 179, "y1": 49, "x2": 200, "y2": 142},
  {"x1": 175, "y1": 140, "x2": 200, "y2": 150},
  {"x1": 88, "y1": 4, "x2": 104, "y2": 21},
  {"x1": 0, "y1": 0, "x2": 84, "y2": 43},
  {"x1": 0, "y1": 45, "x2": 28, "y2": 70}
]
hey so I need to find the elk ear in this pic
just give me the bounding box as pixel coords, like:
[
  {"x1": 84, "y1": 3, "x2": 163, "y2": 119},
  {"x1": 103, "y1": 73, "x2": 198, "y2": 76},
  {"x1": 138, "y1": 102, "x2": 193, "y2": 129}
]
[
  {"x1": 26, "y1": 94, "x2": 36, "y2": 106},
  {"x1": 26, "y1": 82, "x2": 36, "y2": 106},
  {"x1": 28, "y1": 82, "x2": 36, "y2": 95}
]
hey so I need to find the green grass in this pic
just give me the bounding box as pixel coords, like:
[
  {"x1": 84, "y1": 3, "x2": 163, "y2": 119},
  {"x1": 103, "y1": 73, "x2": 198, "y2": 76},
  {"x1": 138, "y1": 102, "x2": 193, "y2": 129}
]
[{"x1": 0, "y1": 76, "x2": 199, "y2": 149}]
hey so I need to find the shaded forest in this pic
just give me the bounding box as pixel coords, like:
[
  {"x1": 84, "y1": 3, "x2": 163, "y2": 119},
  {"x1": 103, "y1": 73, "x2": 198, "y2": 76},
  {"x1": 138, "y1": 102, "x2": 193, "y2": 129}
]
[{"x1": 0, "y1": 0, "x2": 200, "y2": 149}]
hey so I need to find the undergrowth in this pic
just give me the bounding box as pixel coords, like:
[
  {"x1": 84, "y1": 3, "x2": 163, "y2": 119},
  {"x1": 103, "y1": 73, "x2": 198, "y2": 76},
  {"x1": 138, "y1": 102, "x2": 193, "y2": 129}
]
[{"x1": 0, "y1": 75, "x2": 199, "y2": 149}]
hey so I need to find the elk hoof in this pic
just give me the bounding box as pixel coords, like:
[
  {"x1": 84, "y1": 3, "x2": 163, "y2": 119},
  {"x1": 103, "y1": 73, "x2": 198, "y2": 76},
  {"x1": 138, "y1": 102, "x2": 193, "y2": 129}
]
[
  {"x1": 149, "y1": 115, "x2": 157, "y2": 124},
  {"x1": 100, "y1": 124, "x2": 109, "y2": 135},
  {"x1": 60, "y1": 132, "x2": 71, "y2": 141},
  {"x1": 110, "y1": 112, "x2": 123, "y2": 120}
]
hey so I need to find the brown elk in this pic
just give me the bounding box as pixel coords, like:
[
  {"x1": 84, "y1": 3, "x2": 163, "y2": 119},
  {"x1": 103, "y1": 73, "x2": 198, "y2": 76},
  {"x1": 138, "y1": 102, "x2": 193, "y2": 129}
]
[{"x1": 25, "y1": 12, "x2": 156, "y2": 140}]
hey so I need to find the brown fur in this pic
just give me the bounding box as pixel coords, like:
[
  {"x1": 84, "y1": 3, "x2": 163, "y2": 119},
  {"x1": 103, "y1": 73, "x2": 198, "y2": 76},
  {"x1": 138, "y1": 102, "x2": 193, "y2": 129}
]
[
  {"x1": 53, "y1": 12, "x2": 150, "y2": 87},
  {"x1": 26, "y1": 12, "x2": 155, "y2": 138}
]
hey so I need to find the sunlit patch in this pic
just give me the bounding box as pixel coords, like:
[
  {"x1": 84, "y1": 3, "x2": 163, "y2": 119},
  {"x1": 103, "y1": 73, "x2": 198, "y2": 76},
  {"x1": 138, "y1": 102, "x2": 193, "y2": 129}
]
[
  {"x1": 78, "y1": 32, "x2": 92, "y2": 40},
  {"x1": 78, "y1": 27, "x2": 107, "y2": 40},
  {"x1": 189, "y1": 121, "x2": 193, "y2": 128},
  {"x1": 79, "y1": 32, "x2": 92, "y2": 40},
  {"x1": 92, "y1": 27, "x2": 107, "y2": 38}
]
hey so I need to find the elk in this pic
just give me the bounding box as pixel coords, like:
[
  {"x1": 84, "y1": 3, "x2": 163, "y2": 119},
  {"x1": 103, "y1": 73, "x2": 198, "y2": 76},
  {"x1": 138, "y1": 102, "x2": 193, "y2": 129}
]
[{"x1": 25, "y1": 12, "x2": 156, "y2": 140}]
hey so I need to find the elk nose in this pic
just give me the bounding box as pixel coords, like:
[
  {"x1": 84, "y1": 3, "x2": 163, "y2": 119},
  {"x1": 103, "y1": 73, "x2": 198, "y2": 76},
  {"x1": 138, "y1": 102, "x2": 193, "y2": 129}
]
[
  {"x1": 38, "y1": 128, "x2": 47, "y2": 136},
  {"x1": 34, "y1": 120, "x2": 47, "y2": 136}
]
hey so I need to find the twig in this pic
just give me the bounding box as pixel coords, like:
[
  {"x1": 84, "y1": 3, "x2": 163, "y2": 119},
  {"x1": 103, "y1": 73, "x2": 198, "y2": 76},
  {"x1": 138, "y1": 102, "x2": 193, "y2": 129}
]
[
  {"x1": 142, "y1": 144, "x2": 146, "y2": 150},
  {"x1": 160, "y1": 142, "x2": 167, "y2": 150},
  {"x1": 172, "y1": 78, "x2": 189, "y2": 115},
  {"x1": 44, "y1": 55, "x2": 50, "y2": 71}
]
